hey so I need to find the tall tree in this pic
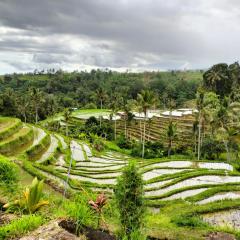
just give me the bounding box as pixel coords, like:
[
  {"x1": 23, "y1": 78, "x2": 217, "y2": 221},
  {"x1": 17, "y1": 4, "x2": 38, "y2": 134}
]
[
  {"x1": 196, "y1": 89, "x2": 205, "y2": 160},
  {"x1": 216, "y1": 97, "x2": 240, "y2": 161},
  {"x1": 167, "y1": 121, "x2": 177, "y2": 157},
  {"x1": 95, "y1": 87, "x2": 108, "y2": 127},
  {"x1": 109, "y1": 94, "x2": 123, "y2": 140},
  {"x1": 203, "y1": 63, "x2": 231, "y2": 97},
  {"x1": 137, "y1": 90, "x2": 157, "y2": 158},
  {"x1": 63, "y1": 108, "x2": 72, "y2": 137},
  {"x1": 30, "y1": 88, "x2": 44, "y2": 124},
  {"x1": 115, "y1": 161, "x2": 145, "y2": 239}
]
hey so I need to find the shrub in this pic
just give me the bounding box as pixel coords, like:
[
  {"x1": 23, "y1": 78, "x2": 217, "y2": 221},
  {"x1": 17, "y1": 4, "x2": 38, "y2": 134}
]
[
  {"x1": 201, "y1": 138, "x2": 224, "y2": 159},
  {"x1": 116, "y1": 134, "x2": 132, "y2": 149},
  {"x1": 115, "y1": 161, "x2": 145, "y2": 239},
  {"x1": 131, "y1": 141, "x2": 164, "y2": 159},
  {"x1": 84, "y1": 103, "x2": 97, "y2": 109},
  {"x1": 0, "y1": 155, "x2": 18, "y2": 183},
  {"x1": 85, "y1": 116, "x2": 99, "y2": 127}
]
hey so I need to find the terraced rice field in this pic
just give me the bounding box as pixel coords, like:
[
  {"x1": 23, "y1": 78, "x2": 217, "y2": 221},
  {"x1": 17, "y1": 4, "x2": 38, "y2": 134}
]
[{"x1": 1, "y1": 117, "x2": 240, "y2": 227}]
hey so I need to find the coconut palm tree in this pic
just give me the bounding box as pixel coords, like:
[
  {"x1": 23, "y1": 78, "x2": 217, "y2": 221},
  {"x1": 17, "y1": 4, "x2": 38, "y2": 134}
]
[
  {"x1": 95, "y1": 87, "x2": 108, "y2": 127},
  {"x1": 18, "y1": 95, "x2": 29, "y2": 123},
  {"x1": 192, "y1": 120, "x2": 198, "y2": 156},
  {"x1": 196, "y1": 89, "x2": 205, "y2": 160},
  {"x1": 64, "y1": 108, "x2": 72, "y2": 137},
  {"x1": 123, "y1": 99, "x2": 136, "y2": 138},
  {"x1": 137, "y1": 90, "x2": 157, "y2": 158},
  {"x1": 167, "y1": 121, "x2": 177, "y2": 157},
  {"x1": 30, "y1": 88, "x2": 44, "y2": 124},
  {"x1": 109, "y1": 94, "x2": 123, "y2": 140},
  {"x1": 216, "y1": 97, "x2": 240, "y2": 161}
]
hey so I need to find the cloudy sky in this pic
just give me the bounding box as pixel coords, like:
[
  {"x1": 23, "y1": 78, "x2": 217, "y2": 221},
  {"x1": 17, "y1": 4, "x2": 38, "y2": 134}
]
[{"x1": 0, "y1": 0, "x2": 240, "y2": 74}]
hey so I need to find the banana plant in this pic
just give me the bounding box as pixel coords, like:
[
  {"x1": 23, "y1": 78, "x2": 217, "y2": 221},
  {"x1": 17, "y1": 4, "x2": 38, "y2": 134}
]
[{"x1": 4, "y1": 177, "x2": 49, "y2": 214}]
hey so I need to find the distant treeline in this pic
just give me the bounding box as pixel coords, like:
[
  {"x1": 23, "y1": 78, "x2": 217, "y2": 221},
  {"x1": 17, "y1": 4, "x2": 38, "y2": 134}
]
[{"x1": 0, "y1": 69, "x2": 202, "y2": 122}]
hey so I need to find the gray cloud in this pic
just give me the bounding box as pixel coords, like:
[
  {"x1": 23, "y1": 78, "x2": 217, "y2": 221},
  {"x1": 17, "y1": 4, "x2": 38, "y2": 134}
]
[{"x1": 0, "y1": 0, "x2": 240, "y2": 73}]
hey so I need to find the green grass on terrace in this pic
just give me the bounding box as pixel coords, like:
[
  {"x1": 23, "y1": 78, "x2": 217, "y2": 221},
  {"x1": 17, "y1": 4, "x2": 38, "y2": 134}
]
[{"x1": 72, "y1": 108, "x2": 111, "y2": 119}]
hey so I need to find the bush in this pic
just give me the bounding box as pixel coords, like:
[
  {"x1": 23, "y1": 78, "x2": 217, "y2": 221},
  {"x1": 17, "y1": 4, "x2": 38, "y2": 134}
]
[
  {"x1": 116, "y1": 134, "x2": 132, "y2": 149},
  {"x1": 84, "y1": 103, "x2": 97, "y2": 109},
  {"x1": 85, "y1": 116, "x2": 99, "y2": 127},
  {"x1": 131, "y1": 141, "x2": 165, "y2": 159},
  {"x1": 201, "y1": 138, "x2": 224, "y2": 159},
  {"x1": 0, "y1": 155, "x2": 18, "y2": 183},
  {"x1": 115, "y1": 161, "x2": 145, "y2": 239}
]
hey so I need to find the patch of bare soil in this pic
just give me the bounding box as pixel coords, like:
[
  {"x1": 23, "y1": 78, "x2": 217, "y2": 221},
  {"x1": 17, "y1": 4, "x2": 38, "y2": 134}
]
[
  {"x1": 205, "y1": 232, "x2": 236, "y2": 240},
  {"x1": 59, "y1": 219, "x2": 116, "y2": 240},
  {"x1": 19, "y1": 219, "x2": 82, "y2": 240}
]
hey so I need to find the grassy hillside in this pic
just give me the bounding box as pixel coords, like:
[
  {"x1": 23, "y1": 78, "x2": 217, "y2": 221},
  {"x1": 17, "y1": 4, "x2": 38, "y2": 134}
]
[{"x1": 0, "y1": 116, "x2": 240, "y2": 239}]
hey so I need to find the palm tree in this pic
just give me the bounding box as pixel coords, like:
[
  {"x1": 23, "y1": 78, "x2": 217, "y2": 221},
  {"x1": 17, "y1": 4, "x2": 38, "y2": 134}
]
[
  {"x1": 109, "y1": 94, "x2": 123, "y2": 140},
  {"x1": 18, "y1": 96, "x2": 29, "y2": 123},
  {"x1": 30, "y1": 88, "x2": 44, "y2": 124},
  {"x1": 216, "y1": 97, "x2": 240, "y2": 161},
  {"x1": 203, "y1": 67, "x2": 228, "y2": 91},
  {"x1": 95, "y1": 87, "x2": 108, "y2": 127},
  {"x1": 167, "y1": 121, "x2": 177, "y2": 157},
  {"x1": 137, "y1": 90, "x2": 157, "y2": 158},
  {"x1": 64, "y1": 108, "x2": 72, "y2": 137},
  {"x1": 192, "y1": 120, "x2": 198, "y2": 156},
  {"x1": 123, "y1": 99, "x2": 136, "y2": 138},
  {"x1": 196, "y1": 89, "x2": 205, "y2": 160}
]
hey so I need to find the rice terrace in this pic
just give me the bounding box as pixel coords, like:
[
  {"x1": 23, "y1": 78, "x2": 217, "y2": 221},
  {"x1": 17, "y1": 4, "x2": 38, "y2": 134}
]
[{"x1": 1, "y1": 1, "x2": 240, "y2": 240}]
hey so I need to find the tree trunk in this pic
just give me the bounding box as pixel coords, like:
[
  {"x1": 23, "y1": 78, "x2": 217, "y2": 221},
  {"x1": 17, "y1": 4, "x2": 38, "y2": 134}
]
[
  {"x1": 224, "y1": 140, "x2": 231, "y2": 162},
  {"x1": 124, "y1": 119, "x2": 127, "y2": 138},
  {"x1": 139, "y1": 120, "x2": 142, "y2": 143},
  {"x1": 148, "y1": 121, "x2": 150, "y2": 141},
  {"x1": 114, "y1": 119, "x2": 117, "y2": 140},
  {"x1": 100, "y1": 100, "x2": 102, "y2": 128},
  {"x1": 197, "y1": 116, "x2": 201, "y2": 161},
  {"x1": 24, "y1": 113, "x2": 27, "y2": 123},
  {"x1": 142, "y1": 118, "x2": 146, "y2": 158},
  {"x1": 194, "y1": 135, "x2": 197, "y2": 156},
  {"x1": 35, "y1": 106, "x2": 38, "y2": 124},
  {"x1": 66, "y1": 123, "x2": 68, "y2": 137},
  {"x1": 168, "y1": 139, "x2": 172, "y2": 157}
]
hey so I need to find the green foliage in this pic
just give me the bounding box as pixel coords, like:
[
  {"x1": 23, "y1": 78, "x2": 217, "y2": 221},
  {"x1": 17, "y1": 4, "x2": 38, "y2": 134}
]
[
  {"x1": 201, "y1": 138, "x2": 225, "y2": 159},
  {"x1": 84, "y1": 102, "x2": 97, "y2": 109},
  {"x1": 64, "y1": 193, "x2": 94, "y2": 235},
  {"x1": 0, "y1": 155, "x2": 18, "y2": 184},
  {"x1": 0, "y1": 215, "x2": 43, "y2": 239},
  {"x1": 115, "y1": 161, "x2": 145, "y2": 239},
  {"x1": 0, "y1": 70, "x2": 201, "y2": 122},
  {"x1": 4, "y1": 177, "x2": 49, "y2": 214},
  {"x1": 89, "y1": 133, "x2": 105, "y2": 152},
  {"x1": 203, "y1": 62, "x2": 236, "y2": 97},
  {"x1": 171, "y1": 213, "x2": 207, "y2": 228},
  {"x1": 131, "y1": 141, "x2": 164, "y2": 159},
  {"x1": 116, "y1": 134, "x2": 132, "y2": 149}
]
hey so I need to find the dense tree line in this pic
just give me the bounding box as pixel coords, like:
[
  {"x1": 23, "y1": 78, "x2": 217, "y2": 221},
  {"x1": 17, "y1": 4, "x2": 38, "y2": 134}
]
[{"x1": 0, "y1": 69, "x2": 201, "y2": 122}]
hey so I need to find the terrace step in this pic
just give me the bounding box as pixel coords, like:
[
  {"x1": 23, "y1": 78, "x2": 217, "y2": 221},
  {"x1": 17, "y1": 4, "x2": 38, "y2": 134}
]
[
  {"x1": 36, "y1": 135, "x2": 59, "y2": 163},
  {"x1": 0, "y1": 125, "x2": 33, "y2": 155}
]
